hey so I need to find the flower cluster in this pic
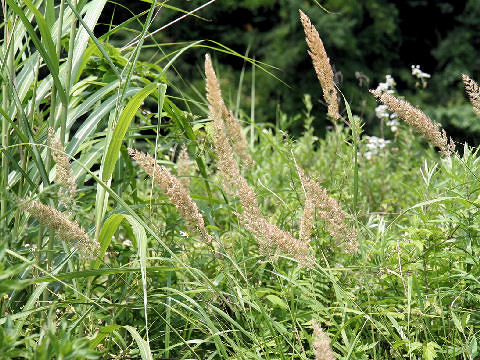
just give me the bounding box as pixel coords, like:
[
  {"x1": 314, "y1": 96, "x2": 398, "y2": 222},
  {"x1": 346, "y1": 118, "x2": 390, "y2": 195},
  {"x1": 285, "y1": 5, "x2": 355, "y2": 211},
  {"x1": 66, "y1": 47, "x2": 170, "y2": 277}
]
[
  {"x1": 411, "y1": 65, "x2": 430, "y2": 79},
  {"x1": 363, "y1": 136, "x2": 391, "y2": 160},
  {"x1": 375, "y1": 104, "x2": 399, "y2": 132},
  {"x1": 411, "y1": 65, "x2": 431, "y2": 87},
  {"x1": 375, "y1": 75, "x2": 396, "y2": 94}
]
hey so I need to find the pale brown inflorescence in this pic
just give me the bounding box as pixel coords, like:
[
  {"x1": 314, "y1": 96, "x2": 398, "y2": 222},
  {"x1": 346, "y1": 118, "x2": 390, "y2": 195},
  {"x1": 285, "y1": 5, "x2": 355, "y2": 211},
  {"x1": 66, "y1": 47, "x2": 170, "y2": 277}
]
[
  {"x1": 299, "y1": 10, "x2": 340, "y2": 120},
  {"x1": 48, "y1": 127, "x2": 76, "y2": 208},
  {"x1": 205, "y1": 54, "x2": 314, "y2": 266},
  {"x1": 312, "y1": 321, "x2": 337, "y2": 360},
  {"x1": 299, "y1": 197, "x2": 315, "y2": 243},
  {"x1": 23, "y1": 200, "x2": 98, "y2": 254},
  {"x1": 370, "y1": 89, "x2": 455, "y2": 157},
  {"x1": 176, "y1": 144, "x2": 193, "y2": 189},
  {"x1": 297, "y1": 166, "x2": 358, "y2": 253},
  {"x1": 128, "y1": 148, "x2": 212, "y2": 244},
  {"x1": 222, "y1": 105, "x2": 255, "y2": 167},
  {"x1": 462, "y1": 74, "x2": 480, "y2": 117}
]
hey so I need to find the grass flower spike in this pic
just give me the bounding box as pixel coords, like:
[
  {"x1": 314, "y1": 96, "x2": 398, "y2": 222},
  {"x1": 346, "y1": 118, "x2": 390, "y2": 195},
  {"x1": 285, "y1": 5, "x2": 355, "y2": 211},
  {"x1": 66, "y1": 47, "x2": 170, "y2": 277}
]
[
  {"x1": 462, "y1": 74, "x2": 480, "y2": 117},
  {"x1": 206, "y1": 54, "x2": 314, "y2": 266},
  {"x1": 299, "y1": 10, "x2": 340, "y2": 120},
  {"x1": 176, "y1": 144, "x2": 193, "y2": 189},
  {"x1": 312, "y1": 321, "x2": 336, "y2": 360},
  {"x1": 297, "y1": 166, "x2": 358, "y2": 253},
  {"x1": 48, "y1": 127, "x2": 76, "y2": 208},
  {"x1": 128, "y1": 148, "x2": 212, "y2": 244},
  {"x1": 222, "y1": 105, "x2": 255, "y2": 167},
  {"x1": 23, "y1": 200, "x2": 98, "y2": 254},
  {"x1": 370, "y1": 89, "x2": 455, "y2": 157}
]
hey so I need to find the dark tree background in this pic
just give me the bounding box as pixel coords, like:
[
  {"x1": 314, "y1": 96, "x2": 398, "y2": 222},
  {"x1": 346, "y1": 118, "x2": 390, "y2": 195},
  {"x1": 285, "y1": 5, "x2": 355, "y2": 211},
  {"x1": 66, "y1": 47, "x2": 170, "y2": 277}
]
[{"x1": 99, "y1": 0, "x2": 480, "y2": 142}]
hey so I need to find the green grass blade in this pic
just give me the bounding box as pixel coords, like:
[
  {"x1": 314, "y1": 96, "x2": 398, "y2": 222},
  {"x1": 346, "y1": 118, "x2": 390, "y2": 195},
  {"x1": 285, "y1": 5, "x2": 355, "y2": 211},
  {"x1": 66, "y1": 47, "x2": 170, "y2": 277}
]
[
  {"x1": 102, "y1": 82, "x2": 157, "y2": 181},
  {"x1": 7, "y1": 0, "x2": 67, "y2": 105},
  {"x1": 124, "y1": 325, "x2": 153, "y2": 360}
]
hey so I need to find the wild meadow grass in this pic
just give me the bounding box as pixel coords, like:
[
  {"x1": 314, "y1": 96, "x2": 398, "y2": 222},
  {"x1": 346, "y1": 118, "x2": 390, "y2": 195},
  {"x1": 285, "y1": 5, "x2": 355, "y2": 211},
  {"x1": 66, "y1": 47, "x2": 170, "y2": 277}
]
[{"x1": 0, "y1": 1, "x2": 479, "y2": 359}]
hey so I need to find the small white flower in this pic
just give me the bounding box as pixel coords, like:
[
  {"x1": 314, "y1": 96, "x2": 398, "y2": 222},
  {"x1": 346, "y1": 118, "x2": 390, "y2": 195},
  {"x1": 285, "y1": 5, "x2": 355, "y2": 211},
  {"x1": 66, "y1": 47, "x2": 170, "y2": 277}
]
[
  {"x1": 375, "y1": 105, "x2": 389, "y2": 119},
  {"x1": 122, "y1": 239, "x2": 133, "y2": 247},
  {"x1": 411, "y1": 65, "x2": 430, "y2": 79},
  {"x1": 375, "y1": 75, "x2": 396, "y2": 94},
  {"x1": 363, "y1": 136, "x2": 390, "y2": 159},
  {"x1": 180, "y1": 231, "x2": 189, "y2": 238}
]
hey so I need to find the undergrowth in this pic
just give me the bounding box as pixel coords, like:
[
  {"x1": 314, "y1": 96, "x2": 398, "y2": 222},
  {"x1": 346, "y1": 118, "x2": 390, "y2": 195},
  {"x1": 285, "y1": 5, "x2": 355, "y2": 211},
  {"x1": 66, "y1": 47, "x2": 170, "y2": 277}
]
[{"x1": 0, "y1": 1, "x2": 479, "y2": 359}]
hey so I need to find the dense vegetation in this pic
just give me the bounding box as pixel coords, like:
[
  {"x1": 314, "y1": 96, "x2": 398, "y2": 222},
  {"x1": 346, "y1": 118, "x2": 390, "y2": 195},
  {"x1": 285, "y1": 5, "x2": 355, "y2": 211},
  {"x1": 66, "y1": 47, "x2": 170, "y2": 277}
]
[{"x1": 0, "y1": 1, "x2": 479, "y2": 359}]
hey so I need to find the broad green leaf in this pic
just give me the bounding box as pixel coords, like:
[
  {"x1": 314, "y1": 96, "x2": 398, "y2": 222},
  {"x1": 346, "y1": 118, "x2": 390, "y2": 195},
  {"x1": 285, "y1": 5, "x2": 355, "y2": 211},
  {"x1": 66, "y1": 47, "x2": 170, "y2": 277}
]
[
  {"x1": 265, "y1": 294, "x2": 288, "y2": 310},
  {"x1": 423, "y1": 342, "x2": 439, "y2": 360},
  {"x1": 102, "y1": 82, "x2": 157, "y2": 181},
  {"x1": 95, "y1": 214, "x2": 124, "y2": 269}
]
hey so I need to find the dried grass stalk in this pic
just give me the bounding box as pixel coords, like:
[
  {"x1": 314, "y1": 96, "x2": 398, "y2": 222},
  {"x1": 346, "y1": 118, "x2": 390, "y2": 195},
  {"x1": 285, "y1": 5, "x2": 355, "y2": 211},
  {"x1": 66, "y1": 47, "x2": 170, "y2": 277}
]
[
  {"x1": 370, "y1": 89, "x2": 455, "y2": 157},
  {"x1": 176, "y1": 144, "x2": 193, "y2": 189},
  {"x1": 206, "y1": 54, "x2": 314, "y2": 266},
  {"x1": 23, "y1": 200, "x2": 98, "y2": 254},
  {"x1": 312, "y1": 321, "x2": 336, "y2": 360},
  {"x1": 128, "y1": 148, "x2": 212, "y2": 244},
  {"x1": 299, "y1": 10, "x2": 340, "y2": 120},
  {"x1": 462, "y1": 74, "x2": 480, "y2": 116},
  {"x1": 48, "y1": 127, "x2": 76, "y2": 208},
  {"x1": 297, "y1": 166, "x2": 357, "y2": 253}
]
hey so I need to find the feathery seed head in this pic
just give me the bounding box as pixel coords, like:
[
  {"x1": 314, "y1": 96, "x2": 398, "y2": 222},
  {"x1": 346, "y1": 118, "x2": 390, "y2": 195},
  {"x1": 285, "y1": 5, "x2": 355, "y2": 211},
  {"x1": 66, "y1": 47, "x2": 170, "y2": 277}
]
[
  {"x1": 370, "y1": 89, "x2": 455, "y2": 157},
  {"x1": 177, "y1": 144, "x2": 193, "y2": 189},
  {"x1": 297, "y1": 166, "x2": 358, "y2": 253},
  {"x1": 205, "y1": 54, "x2": 312, "y2": 265},
  {"x1": 236, "y1": 212, "x2": 315, "y2": 267},
  {"x1": 128, "y1": 148, "x2": 212, "y2": 243},
  {"x1": 23, "y1": 200, "x2": 98, "y2": 255},
  {"x1": 299, "y1": 10, "x2": 340, "y2": 120},
  {"x1": 312, "y1": 321, "x2": 336, "y2": 360},
  {"x1": 462, "y1": 74, "x2": 480, "y2": 117},
  {"x1": 48, "y1": 127, "x2": 76, "y2": 208}
]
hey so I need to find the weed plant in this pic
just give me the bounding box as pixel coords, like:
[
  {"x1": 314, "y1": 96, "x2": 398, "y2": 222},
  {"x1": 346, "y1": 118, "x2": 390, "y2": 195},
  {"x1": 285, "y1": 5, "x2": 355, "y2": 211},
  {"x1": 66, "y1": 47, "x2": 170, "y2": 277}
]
[{"x1": 0, "y1": 1, "x2": 479, "y2": 359}]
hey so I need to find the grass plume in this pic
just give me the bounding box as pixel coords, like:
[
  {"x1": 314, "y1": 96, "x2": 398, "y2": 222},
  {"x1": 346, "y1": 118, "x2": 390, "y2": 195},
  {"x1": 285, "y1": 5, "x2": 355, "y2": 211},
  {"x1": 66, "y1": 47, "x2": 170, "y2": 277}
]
[
  {"x1": 297, "y1": 166, "x2": 358, "y2": 253},
  {"x1": 462, "y1": 74, "x2": 480, "y2": 116},
  {"x1": 176, "y1": 144, "x2": 193, "y2": 189},
  {"x1": 312, "y1": 321, "x2": 336, "y2": 360},
  {"x1": 128, "y1": 148, "x2": 212, "y2": 244},
  {"x1": 48, "y1": 127, "x2": 76, "y2": 208},
  {"x1": 370, "y1": 89, "x2": 455, "y2": 157},
  {"x1": 299, "y1": 9, "x2": 340, "y2": 120},
  {"x1": 22, "y1": 200, "x2": 98, "y2": 255},
  {"x1": 206, "y1": 53, "x2": 314, "y2": 266}
]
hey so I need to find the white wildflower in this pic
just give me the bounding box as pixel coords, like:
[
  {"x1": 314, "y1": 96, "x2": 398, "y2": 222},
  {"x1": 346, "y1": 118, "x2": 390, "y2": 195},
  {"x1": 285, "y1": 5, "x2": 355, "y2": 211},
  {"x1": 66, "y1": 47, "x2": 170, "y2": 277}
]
[
  {"x1": 376, "y1": 75, "x2": 396, "y2": 94},
  {"x1": 363, "y1": 136, "x2": 390, "y2": 160},
  {"x1": 411, "y1": 65, "x2": 431, "y2": 79}
]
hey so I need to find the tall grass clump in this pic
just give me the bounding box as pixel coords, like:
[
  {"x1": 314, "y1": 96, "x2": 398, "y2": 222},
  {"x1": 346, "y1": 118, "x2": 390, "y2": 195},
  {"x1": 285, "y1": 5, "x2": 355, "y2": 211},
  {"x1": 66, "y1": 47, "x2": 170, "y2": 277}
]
[{"x1": 1, "y1": 2, "x2": 479, "y2": 360}]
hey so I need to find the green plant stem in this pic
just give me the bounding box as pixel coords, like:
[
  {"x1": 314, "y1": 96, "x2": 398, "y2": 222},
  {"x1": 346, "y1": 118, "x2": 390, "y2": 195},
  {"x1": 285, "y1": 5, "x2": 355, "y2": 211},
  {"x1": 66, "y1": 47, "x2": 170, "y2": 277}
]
[
  {"x1": 60, "y1": 0, "x2": 76, "y2": 145},
  {"x1": 250, "y1": 57, "x2": 255, "y2": 148}
]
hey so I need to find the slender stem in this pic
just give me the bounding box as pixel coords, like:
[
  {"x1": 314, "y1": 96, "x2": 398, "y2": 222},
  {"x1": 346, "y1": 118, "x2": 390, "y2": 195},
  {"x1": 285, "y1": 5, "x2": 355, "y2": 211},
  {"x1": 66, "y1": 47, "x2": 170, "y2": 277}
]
[
  {"x1": 250, "y1": 57, "x2": 255, "y2": 148},
  {"x1": 1, "y1": 0, "x2": 10, "y2": 234},
  {"x1": 60, "y1": 0, "x2": 76, "y2": 145}
]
